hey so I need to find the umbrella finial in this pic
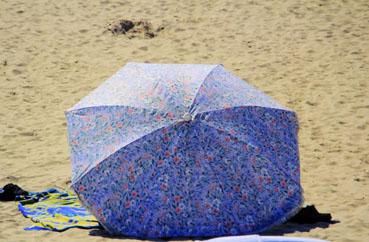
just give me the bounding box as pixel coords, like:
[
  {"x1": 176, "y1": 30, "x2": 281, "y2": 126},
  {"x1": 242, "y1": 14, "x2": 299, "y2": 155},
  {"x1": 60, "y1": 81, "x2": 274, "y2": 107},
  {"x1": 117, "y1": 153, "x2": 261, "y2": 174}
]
[{"x1": 182, "y1": 112, "x2": 193, "y2": 122}]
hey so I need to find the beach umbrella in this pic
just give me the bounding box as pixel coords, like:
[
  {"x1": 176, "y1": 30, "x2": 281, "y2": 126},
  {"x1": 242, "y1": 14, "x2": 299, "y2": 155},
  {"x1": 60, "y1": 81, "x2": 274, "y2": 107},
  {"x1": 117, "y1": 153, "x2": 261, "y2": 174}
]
[{"x1": 65, "y1": 62, "x2": 302, "y2": 238}]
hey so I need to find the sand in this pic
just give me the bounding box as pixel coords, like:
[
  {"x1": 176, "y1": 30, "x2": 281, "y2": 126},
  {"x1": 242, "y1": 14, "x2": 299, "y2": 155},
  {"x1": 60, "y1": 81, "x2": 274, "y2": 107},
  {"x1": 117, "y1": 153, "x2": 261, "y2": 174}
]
[{"x1": 0, "y1": 0, "x2": 368, "y2": 241}]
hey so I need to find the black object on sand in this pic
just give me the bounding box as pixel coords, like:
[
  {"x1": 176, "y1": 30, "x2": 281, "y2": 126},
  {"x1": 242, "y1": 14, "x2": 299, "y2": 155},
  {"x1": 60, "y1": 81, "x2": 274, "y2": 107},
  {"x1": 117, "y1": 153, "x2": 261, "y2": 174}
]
[
  {"x1": 287, "y1": 205, "x2": 336, "y2": 224},
  {"x1": 0, "y1": 183, "x2": 29, "y2": 201}
]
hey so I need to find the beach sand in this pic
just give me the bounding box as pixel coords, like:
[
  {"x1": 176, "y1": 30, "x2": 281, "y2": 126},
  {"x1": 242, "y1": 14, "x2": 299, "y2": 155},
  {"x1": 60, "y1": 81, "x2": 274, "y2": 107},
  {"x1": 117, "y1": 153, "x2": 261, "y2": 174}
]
[{"x1": 0, "y1": 0, "x2": 368, "y2": 241}]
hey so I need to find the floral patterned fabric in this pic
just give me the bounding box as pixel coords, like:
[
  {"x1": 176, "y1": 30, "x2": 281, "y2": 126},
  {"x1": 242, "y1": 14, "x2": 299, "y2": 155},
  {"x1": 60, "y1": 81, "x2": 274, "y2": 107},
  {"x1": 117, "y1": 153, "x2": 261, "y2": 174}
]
[{"x1": 65, "y1": 63, "x2": 302, "y2": 238}]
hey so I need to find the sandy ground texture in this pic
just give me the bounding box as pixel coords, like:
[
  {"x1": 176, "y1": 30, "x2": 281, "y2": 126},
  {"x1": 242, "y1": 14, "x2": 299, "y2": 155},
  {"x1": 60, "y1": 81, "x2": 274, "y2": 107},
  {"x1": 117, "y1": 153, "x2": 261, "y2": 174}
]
[{"x1": 1, "y1": 0, "x2": 368, "y2": 241}]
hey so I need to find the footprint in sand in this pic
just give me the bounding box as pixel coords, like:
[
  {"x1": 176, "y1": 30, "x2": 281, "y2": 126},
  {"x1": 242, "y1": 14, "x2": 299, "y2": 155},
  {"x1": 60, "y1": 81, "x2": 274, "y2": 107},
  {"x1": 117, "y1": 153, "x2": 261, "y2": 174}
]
[{"x1": 12, "y1": 69, "x2": 22, "y2": 75}]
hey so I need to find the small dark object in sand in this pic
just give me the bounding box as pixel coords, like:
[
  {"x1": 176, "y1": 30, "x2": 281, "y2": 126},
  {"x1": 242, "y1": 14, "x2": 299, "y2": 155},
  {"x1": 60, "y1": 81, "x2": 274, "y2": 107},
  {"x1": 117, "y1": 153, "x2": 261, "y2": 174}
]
[
  {"x1": 109, "y1": 19, "x2": 134, "y2": 34},
  {"x1": 3, "y1": 60, "x2": 7, "y2": 66},
  {"x1": 107, "y1": 19, "x2": 163, "y2": 39},
  {"x1": 156, "y1": 26, "x2": 165, "y2": 32},
  {"x1": 0, "y1": 183, "x2": 28, "y2": 201},
  {"x1": 145, "y1": 32, "x2": 155, "y2": 38}
]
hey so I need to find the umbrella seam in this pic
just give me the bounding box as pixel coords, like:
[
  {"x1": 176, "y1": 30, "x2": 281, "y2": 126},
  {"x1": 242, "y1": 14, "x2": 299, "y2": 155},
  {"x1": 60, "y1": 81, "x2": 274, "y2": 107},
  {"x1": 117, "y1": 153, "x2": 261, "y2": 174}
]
[
  {"x1": 66, "y1": 63, "x2": 160, "y2": 112},
  {"x1": 66, "y1": 105, "x2": 181, "y2": 183},
  {"x1": 188, "y1": 64, "x2": 222, "y2": 114},
  {"x1": 196, "y1": 121, "x2": 233, "y2": 227},
  {"x1": 65, "y1": 105, "x2": 167, "y2": 116},
  {"x1": 196, "y1": 105, "x2": 293, "y2": 116},
  {"x1": 196, "y1": 120, "x2": 301, "y2": 188},
  {"x1": 188, "y1": 65, "x2": 291, "y2": 114},
  {"x1": 71, "y1": 120, "x2": 179, "y2": 186},
  {"x1": 196, "y1": 121, "x2": 304, "y2": 234}
]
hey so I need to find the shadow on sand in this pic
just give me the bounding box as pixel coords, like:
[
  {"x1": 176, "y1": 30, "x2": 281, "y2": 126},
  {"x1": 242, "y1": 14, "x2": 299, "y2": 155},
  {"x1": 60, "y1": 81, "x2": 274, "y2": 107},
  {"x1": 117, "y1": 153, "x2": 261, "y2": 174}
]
[
  {"x1": 88, "y1": 221, "x2": 338, "y2": 240},
  {"x1": 261, "y1": 221, "x2": 339, "y2": 236}
]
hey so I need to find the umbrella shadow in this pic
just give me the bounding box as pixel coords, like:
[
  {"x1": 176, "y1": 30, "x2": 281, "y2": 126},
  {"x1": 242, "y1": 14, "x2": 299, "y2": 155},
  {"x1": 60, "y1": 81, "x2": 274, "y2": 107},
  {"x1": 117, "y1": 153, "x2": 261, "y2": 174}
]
[
  {"x1": 88, "y1": 221, "x2": 340, "y2": 240},
  {"x1": 261, "y1": 221, "x2": 339, "y2": 236},
  {"x1": 89, "y1": 229, "x2": 229, "y2": 241},
  {"x1": 89, "y1": 229, "x2": 166, "y2": 241}
]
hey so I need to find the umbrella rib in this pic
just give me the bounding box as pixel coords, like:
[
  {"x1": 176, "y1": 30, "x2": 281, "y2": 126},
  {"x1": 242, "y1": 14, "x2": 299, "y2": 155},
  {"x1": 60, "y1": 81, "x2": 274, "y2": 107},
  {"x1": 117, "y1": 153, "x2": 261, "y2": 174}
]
[
  {"x1": 66, "y1": 63, "x2": 163, "y2": 113},
  {"x1": 195, "y1": 105, "x2": 293, "y2": 116},
  {"x1": 196, "y1": 120, "x2": 300, "y2": 186},
  {"x1": 198, "y1": 119, "x2": 249, "y2": 144},
  {"x1": 197, "y1": 120, "x2": 303, "y2": 225},
  {"x1": 66, "y1": 104, "x2": 167, "y2": 116},
  {"x1": 196, "y1": 122, "x2": 234, "y2": 222},
  {"x1": 188, "y1": 65, "x2": 222, "y2": 114},
  {"x1": 71, "y1": 119, "x2": 179, "y2": 186}
]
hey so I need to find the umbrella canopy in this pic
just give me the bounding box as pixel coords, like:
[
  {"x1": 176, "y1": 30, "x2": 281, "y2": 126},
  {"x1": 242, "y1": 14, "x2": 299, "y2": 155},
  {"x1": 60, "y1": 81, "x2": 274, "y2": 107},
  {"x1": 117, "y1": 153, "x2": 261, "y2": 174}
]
[{"x1": 65, "y1": 62, "x2": 302, "y2": 238}]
